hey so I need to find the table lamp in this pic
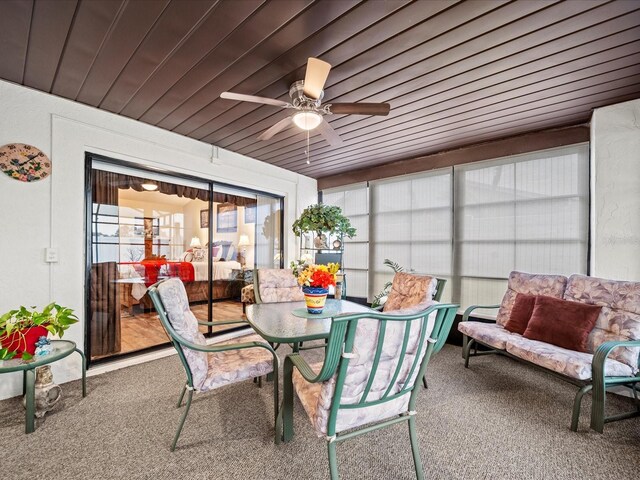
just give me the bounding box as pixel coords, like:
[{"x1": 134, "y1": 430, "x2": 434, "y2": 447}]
[
  {"x1": 190, "y1": 237, "x2": 202, "y2": 248},
  {"x1": 238, "y1": 234, "x2": 250, "y2": 267}
]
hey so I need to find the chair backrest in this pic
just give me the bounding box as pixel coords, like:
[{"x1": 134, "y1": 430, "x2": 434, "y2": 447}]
[
  {"x1": 433, "y1": 278, "x2": 447, "y2": 302},
  {"x1": 311, "y1": 302, "x2": 459, "y2": 437},
  {"x1": 383, "y1": 272, "x2": 438, "y2": 312},
  {"x1": 254, "y1": 268, "x2": 305, "y2": 304},
  {"x1": 147, "y1": 278, "x2": 209, "y2": 390}
]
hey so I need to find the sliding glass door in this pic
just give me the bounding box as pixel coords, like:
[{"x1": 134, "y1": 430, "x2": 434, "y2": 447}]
[{"x1": 86, "y1": 156, "x2": 283, "y2": 363}]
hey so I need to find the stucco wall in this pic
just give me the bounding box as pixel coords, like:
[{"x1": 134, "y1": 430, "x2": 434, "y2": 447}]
[
  {"x1": 0, "y1": 80, "x2": 317, "y2": 399},
  {"x1": 591, "y1": 98, "x2": 640, "y2": 281}
]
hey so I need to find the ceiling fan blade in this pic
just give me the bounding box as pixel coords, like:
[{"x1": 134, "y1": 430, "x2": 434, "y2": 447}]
[
  {"x1": 316, "y1": 118, "x2": 343, "y2": 146},
  {"x1": 328, "y1": 102, "x2": 391, "y2": 116},
  {"x1": 220, "y1": 91, "x2": 289, "y2": 108},
  {"x1": 303, "y1": 57, "x2": 331, "y2": 100},
  {"x1": 257, "y1": 116, "x2": 294, "y2": 141}
]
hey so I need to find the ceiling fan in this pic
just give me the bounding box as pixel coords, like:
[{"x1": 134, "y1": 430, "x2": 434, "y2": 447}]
[{"x1": 220, "y1": 58, "x2": 391, "y2": 146}]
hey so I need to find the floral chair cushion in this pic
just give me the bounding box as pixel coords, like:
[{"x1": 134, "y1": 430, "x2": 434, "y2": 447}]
[
  {"x1": 458, "y1": 322, "x2": 520, "y2": 350},
  {"x1": 293, "y1": 301, "x2": 437, "y2": 437},
  {"x1": 564, "y1": 274, "x2": 640, "y2": 372},
  {"x1": 495, "y1": 271, "x2": 568, "y2": 326},
  {"x1": 157, "y1": 278, "x2": 209, "y2": 389},
  {"x1": 201, "y1": 333, "x2": 274, "y2": 392},
  {"x1": 505, "y1": 336, "x2": 633, "y2": 380},
  {"x1": 383, "y1": 272, "x2": 436, "y2": 312},
  {"x1": 257, "y1": 269, "x2": 305, "y2": 303}
]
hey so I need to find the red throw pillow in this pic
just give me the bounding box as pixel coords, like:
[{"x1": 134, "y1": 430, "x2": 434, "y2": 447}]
[
  {"x1": 504, "y1": 293, "x2": 537, "y2": 334},
  {"x1": 523, "y1": 296, "x2": 602, "y2": 352}
]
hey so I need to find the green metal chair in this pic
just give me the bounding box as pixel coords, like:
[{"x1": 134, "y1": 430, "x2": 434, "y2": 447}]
[
  {"x1": 282, "y1": 302, "x2": 459, "y2": 479},
  {"x1": 147, "y1": 278, "x2": 279, "y2": 450}
]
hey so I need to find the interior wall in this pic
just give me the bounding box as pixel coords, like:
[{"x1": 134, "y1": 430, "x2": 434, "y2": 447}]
[
  {"x1": 0, "y1": 80, "x2": 317, "y2": 400},
  {"x1": 591, "y1": 98, "x2": 640, "y2": 281}
]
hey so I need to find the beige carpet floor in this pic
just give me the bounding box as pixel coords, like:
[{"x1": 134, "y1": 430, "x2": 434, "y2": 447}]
[{"x1": 1, "y1": 345, "x2": 638, "y2": 479}]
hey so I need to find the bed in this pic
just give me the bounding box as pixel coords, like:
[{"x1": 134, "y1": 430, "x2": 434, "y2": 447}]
[{"x1": 118, "y1": 259, "x2": 243, "y2": 311}]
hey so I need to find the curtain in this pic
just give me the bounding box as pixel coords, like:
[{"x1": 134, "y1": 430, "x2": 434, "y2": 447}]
[{"x1": 90, "y1": 261, "x2": 121, "y2": 356}]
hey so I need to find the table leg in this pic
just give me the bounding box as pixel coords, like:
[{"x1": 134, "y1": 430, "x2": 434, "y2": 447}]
[
  {"x1": 22, "y1": 370, "x2": 26, "y2": 396},
  {"x1": 282, "y1": 358, "x2": 295, "y2": 443},
  {"x1": 75, "y1": 348, "x2": 87, "y2": 397},
  {"x1": 25, "y1": 369, "x2": 35, "y2": 434}
]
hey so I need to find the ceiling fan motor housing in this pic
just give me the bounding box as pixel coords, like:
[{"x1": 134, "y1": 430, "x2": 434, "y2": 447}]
[{"x1": 289, "y1": 80, "x2": 323, "y2": 108}]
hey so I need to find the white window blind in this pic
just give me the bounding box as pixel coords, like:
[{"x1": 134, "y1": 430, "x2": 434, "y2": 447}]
[
  {"x1": 370, "y1": 169, "x2": 453, "y2": 302},
  {"x1": 322, "y1": 183, "x2": 369, "y2": 298},
  {"x1": 453, "y1": 144, "x2": 590, "y2": 308}
]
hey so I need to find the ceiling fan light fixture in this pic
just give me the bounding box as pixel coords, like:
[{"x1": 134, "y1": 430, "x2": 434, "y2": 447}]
[{"x1": 292, "y1": 111, "x2": 322, "y2": 131}]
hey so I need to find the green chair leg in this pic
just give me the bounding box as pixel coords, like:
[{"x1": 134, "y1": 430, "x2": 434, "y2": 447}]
[
  {"x1": 171, "y1": 389, "x2": 193, "y2": 451},
  {"x1": 408, "y1": 416, "x2": 425, "y2": 480},
  {"x1": 177, "y1": 384, "x2": 187, "y2": 408},
  {"x1": 272, "y1": 361, "x2": 280, "y2": 444},
  {"x1": 282, "y1": 358, "x2": 295, "y2": 443},
  {"x1": 571, "y1": 384, "x2": 592, "y2": 431},
  {"x1": 591, "y1": 379, "x2": 606, "y2": 433},
  {"x1": 258, "y1": 376, "x2": 263, "y2": 388},
  {"x1": 422, "y1": 375, "x2": 428, "y2": 389},
  {"x1": 463, "y1": 337, "x2": 475, "y2": 368},
  {"x1": 328, "y1": 441, "x2": 340, "y2": 480}
]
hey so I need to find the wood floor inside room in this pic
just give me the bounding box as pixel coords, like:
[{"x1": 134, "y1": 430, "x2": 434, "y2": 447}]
[{"x1": 117, "y1": 301, "x2": 245, "y2": 356}]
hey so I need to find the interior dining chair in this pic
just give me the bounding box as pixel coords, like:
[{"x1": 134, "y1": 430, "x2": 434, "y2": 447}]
[
  {"x1": 281, "y1": 301, "x2": 458, "y2": 479},
  {"x1": 147, "y1": 277, "x2": 279, "y2": 451},
  {"x1": 377, "y1": 272, "x2": 449, "y2": 388}
]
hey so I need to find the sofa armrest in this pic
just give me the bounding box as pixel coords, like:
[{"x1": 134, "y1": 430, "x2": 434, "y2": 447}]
[
  {"x1": 462, "y1": 304, "x2": 501, "y2": 322},
  {"x1": 592, "y1": 340, "x2": 640, "y2": 378}
]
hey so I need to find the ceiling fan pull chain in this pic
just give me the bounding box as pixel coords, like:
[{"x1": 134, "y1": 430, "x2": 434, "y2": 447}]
[{"x1": 306, "y1": 129, "x2": 311, "y2": 165}]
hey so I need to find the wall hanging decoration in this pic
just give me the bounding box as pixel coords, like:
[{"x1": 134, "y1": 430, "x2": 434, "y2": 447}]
[
  {"x1": 0, "y1": 143, "x2": 51, "y2": 182},
  {"x1": 216, "y1": 203, "x2": 237, "y2": 233}
]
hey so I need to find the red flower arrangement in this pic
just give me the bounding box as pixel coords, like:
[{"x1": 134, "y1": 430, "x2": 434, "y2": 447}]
[{"x1": 309, "y1": 269, "x2": 336, "y2": 289}]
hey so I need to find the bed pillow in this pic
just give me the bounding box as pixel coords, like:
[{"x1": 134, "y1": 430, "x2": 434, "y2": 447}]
[
  {"x1": 192, "y1": 248, "x2": 207, "y2": 262},
  {"x1": 212, "y1": 246, "x2": 222, "y2": 261},
  {"x1": 180, "y1": 251, "x2": 194, "y2": 262},
  {"x1": 225, "y1": 244, "x2": 236, "y2": 261},
  {"x1": 504, "y1": 293, "x2": 537, "y2": 334},
  {"x1": 523, "y1": 295, "x2": 602, "y2": 352}
]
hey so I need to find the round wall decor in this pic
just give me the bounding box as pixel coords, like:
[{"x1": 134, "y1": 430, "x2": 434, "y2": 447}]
[{"x1": 0, "y1": 143, "x2": 51, "y2": 182}]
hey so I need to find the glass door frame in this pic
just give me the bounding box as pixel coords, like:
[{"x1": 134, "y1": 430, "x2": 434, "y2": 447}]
[{"x1": 84, "y1": 152, "x2": 284, "y2": 367}]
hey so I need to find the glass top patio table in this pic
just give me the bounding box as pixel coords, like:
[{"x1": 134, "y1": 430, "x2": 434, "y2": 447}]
[{"x1": 245, "y1": 299, "x2": 373, "y2": 347}]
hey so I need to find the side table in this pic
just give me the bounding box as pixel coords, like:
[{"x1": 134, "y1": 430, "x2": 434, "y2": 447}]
[{"x1": 0, "y1": 340, "x2": 86, "y2": 433}]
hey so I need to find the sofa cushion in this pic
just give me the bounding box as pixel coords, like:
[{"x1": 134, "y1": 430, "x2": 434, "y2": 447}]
[
  {"x1": 504, "y1": 293, "x2": 537, "y2": 334},
  {"x1": 495, "y1": 272, "x2": 567, "y2": 327},
  {"x1": 505, "y1": 336, "x2": 633, "y2": 380},
  {"x1": 564, "y1": 274, "x2": 640, "y2": 372},
  {"x1": 523, "y1": 296, "x2": 601, "y2": 353},
  {"x1": 383, "y1": 272, "x2": 436, "y2": 312},
  {"x1": 458, "y1": 321, "x2": 519, "y2": 350}
]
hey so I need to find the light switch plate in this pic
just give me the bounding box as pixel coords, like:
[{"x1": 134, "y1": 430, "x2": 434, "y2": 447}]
[{"x1": 45, "y1": 248, "x2": 58, "y2": 263}]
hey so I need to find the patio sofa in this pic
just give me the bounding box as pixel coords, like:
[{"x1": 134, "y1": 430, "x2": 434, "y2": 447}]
[{"x1": 459, "y1": 271, "x2": 640, "y2": 432}]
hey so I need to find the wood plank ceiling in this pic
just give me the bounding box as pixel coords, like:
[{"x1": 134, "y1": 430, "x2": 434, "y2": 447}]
[{"x1": 1, "y1": 0, "x2": 639, "y2": 179}]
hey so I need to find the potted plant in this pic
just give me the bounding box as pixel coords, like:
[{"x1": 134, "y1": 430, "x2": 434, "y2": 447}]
[
  {"x1": 0, "y1": 303, "x2": 78, "y2": 360},
  {"x1": 295, "y1": 263, "x2": 339, "y2": 313},
  {"x1": 292, "y1": 204, "x2": 357, "y2": 241}
]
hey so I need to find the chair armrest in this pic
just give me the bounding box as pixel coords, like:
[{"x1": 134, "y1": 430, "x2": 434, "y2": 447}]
[
  {"x1": 462, "y1": 304, "x2": 500, "y2": 322},
  {"x1": 171, "y1": 334, "x2": 277, "y2": 358},
  {"x1": 197, "y1": 319, "x2": 248, "y2": 327},
  {"x1": 592, "y1": 340, "x2": 640, "y2": 375},
  {"x1": 285, "y1": 352, "x2": 336, "y2": 384}
]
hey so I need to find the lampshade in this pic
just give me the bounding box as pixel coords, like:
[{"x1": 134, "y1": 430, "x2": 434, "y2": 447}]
[
  {"x1": 238, "y1": 234, "x2": 251, "y2": 247},
  {"x1": 292, "y1": 111, "x2": 322, "y2": 130},
  {"x1": 190, "y1": 237, "x2": 202, "y2": 248},
  {"x1": 141, "y1": 181, "x2": 158, "y2": 191}
]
